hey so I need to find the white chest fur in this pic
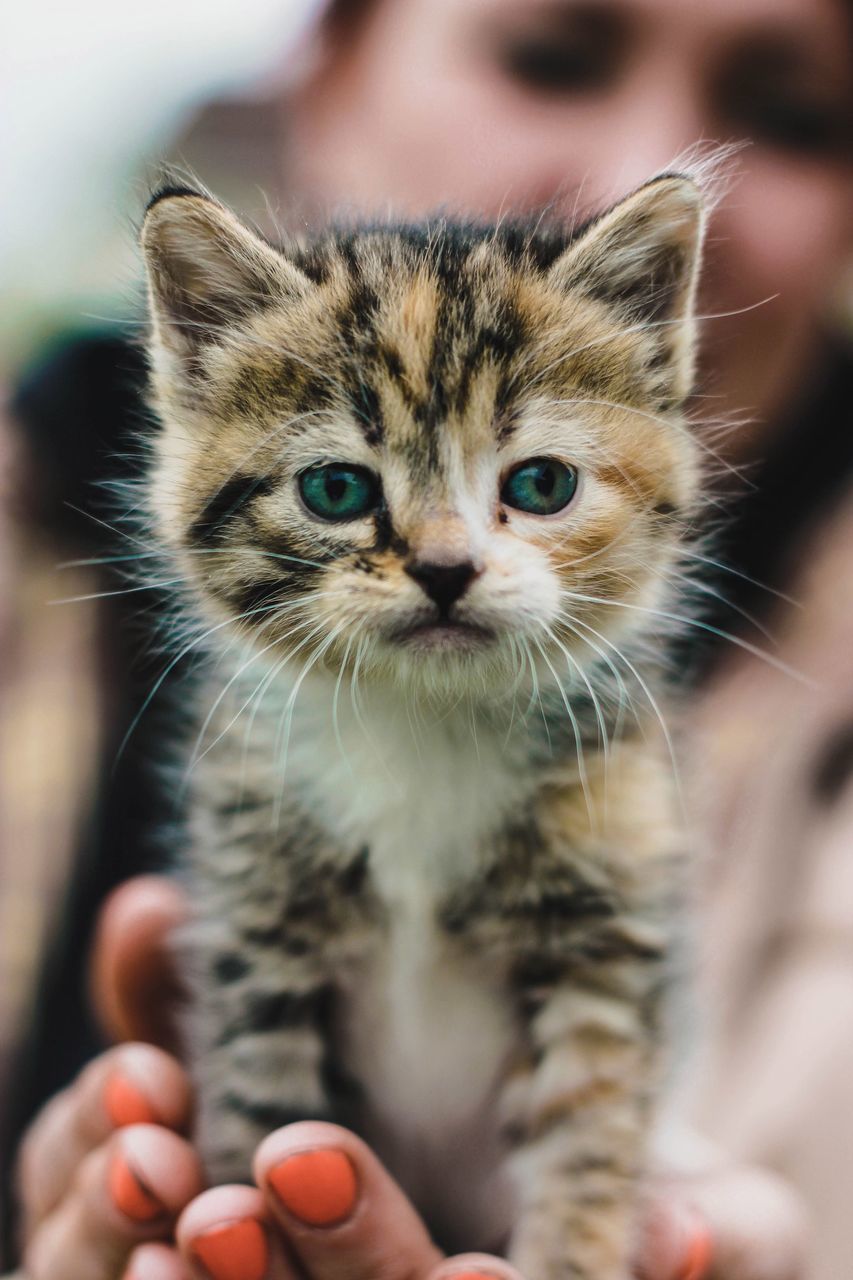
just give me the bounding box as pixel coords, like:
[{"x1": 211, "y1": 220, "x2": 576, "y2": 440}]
[
  {"x1": 282, "y1": 676, "x2": 534, "y2": 901},
  {"x1": 280, "y1": 678, "x2": 532, "y2": 1245}
]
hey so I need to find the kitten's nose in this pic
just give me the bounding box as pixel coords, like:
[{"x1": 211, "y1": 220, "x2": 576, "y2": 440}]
[{"x1": 405, "y1": 559, "x2": 480, "y2": 614}]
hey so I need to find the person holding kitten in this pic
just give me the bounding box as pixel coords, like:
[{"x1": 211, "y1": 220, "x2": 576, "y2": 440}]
[{"x1": 4, "y1": 1, "x2": 852, "y2": 1279}]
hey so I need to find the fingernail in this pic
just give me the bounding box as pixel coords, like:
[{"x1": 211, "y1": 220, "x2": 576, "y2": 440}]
[
  {"x1": 678, "y1": 1221, "x2": 714, "y2": 1280},
  {"x1": 192, "y1": 1218, "x2": 268, "y2": 1280},
  {"x1": 105, "y1": 1075, "x2": 159, "y2": 1128},
  {"x1": 109, "y1": 1153, "x2": 165, "y2": 1222},
  {"x1": 268, "y1": 1148, "x2": 358, "y2": 1226}
]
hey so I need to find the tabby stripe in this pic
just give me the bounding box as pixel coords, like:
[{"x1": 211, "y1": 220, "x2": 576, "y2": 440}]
[
  {"x1": 216, "y1": 988, "x2": 326, "y2": 1045},
  {"x1": 189, "y1": 474, "x2": 274, "y2": 545},
  {"x1": 221, "y1": 1093, "x2": 330, "y2": 1129}
]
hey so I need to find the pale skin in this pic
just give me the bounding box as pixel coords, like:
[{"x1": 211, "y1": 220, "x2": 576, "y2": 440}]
[
  {"x1": 15, "y1": 878, "x2": 807, "y2": 1280},
  {"x1": 289, "y1": 0, "x2": 852, "y2": 445},
  {"x1": 14, "y1": 0, "x2": 851, "y2": 1275}
]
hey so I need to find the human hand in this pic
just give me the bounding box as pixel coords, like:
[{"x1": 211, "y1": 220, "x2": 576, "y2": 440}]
[{"x1": 13, "y1": 876, "x2": 809, "y2": 1279}]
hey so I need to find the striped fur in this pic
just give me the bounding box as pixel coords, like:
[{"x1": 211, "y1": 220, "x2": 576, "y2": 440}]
[{"x1": 140, "y1": 175, "x2": 708, "y2": 1278}]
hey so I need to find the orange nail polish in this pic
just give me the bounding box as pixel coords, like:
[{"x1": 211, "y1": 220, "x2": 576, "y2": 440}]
[
  {"x1": 679, "y1": 1222, "x2": 713, "y2": 1280},
  {"x1": 192, "y1": 1218, "x2": 268, "y2": 1280},
  {"x1": 105, "y1": 1076, "x2": 158, "y2": 1128},
  {"x1": 268, "y1": 1148, "x2": 357, "y2": 1226},
  {"x1": 109, "y1": 1154, "x2": 164, "y2": 1222}
]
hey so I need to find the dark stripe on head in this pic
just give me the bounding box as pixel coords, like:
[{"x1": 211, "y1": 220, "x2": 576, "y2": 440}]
[
  {"x1": 352, "y1": 379, "x2": 384, "y2": 445},
  {"x1": 451, "y1": 305, "x2": 526, "y2": 416},
  {"x1": 225, "y1": 357, "x2": 331, "y2": 419},
  {"x1": 378, "y1": 343, "x2": 404, "y2": 380},
  {"x1": 495, "y1": 390, "x2": 519, "y2": 442},
  {"x1": 335, "y1": 249, "x2": 386, "y2": 445}
]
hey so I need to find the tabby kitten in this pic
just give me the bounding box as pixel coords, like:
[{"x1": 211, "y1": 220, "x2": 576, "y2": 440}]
[{"x1": 140, "y1": 174, "x2": 707, "y2": 1280}]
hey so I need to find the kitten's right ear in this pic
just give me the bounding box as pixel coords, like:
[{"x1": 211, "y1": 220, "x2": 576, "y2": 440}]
[{"x1": 141, "y1": 189, "x2": 311, "y2": 358}]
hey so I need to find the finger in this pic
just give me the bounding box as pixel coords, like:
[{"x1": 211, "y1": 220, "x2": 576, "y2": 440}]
[
  {"x1": 18, "y1": 1044, "x2": 192, "y2": 1233},
  {"x1": 430, "y1": 1255, "x2": 525, "y2": 1280},
  {"x1": 24, "y1": 1125, "x2": 203, "y2": 1280},
  {"x1": 255, "y1": 1121, "x2": 443, "y2": 1280},
  {"x1": 177, "y1": 1185, "x2": 297, "y2": 1280},
  {"x1": 639, "y1": 1165, "x2": 809, "y2": 1280},
  {"x1": 124, "y1": 1243, "x2": 193, "y2": 1280},
  {"x1": 91, "y1": 875, "x2": 188, "y2": 1048},
  {"x1": 689, "y1": 1165, "x2": 808, "y2": 1280},
  {"x1": 634, "y1": 1199, "x2": 714, "y2": 1280}
]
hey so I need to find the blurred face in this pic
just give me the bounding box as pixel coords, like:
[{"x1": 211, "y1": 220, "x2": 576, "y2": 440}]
[{"x1": 289, "y1": 0, "x2": 852, "y2": 442}]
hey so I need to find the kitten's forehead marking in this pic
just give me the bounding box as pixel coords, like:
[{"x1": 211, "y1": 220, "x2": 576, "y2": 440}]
[
  {"x1": 337, "y1": 249, "x2": 527, "y2": 478},
  {"x1": 204, "y1": 224, "x2": 686, "y2": 533}
]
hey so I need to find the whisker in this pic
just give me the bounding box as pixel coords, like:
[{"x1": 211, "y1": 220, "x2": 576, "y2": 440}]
[
  {"x1": 50, "y1": 577, "x2": 185, "y2": 605},
  {"x1": 332, "y1": 634, "x2": 355, "y2": 770},
  {"x1": 660, "y1": 564, "x2": 777, "y2": 645},
  {"x1": 113, "y1": 599, "x2": 305, "y2": 770},
  {"x1": 271, "y1": 622, "x2": 348, "y2": 829},
  {"x1": 541, "y1": 395, "x2": 748, "y2": 483},
  {"x1": 532, "y1": 636, "x2": 595, "y2": 832},
  {"x1": 682, "y1": 550, "x2": 800, "y2": 608},
  {"x1": 502, "y1": 636, "x2": 526, "y2": 747},
  {"x1": 519, "y1": 637, "x2": 548, "y2": 739},
  {"x1": 185, "y1": 613, "x2": 320, "y2": 784},
  {"x1": 515, "y1": 294, "x2": 778, "y2": 392},
  {"x1": 560, "y1": 587, "x2": 815, "y2": 686},
  {"x1": 545, "y1": 621, "x2": 611, "y2": 762},
  {"x1": 563, "y1": 612, "x2": 685, "y2": 818},
  {"x1": 60, "y1": 546, "x2": 331, "y2": 572},
  {"x1": 239, "y1": 649, "x2": 294, "y2": 792},
  {"x1": 554, "y1": 610, "x2": 635, "y2": 732},
  {"x1": 64, "y1": 502, "x2": 153, "y2": 551}
]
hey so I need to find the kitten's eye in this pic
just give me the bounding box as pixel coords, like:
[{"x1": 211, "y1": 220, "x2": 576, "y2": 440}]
[
  {"x1": 501, "y1": 458, "x2": 578, "y2": 516},
  {"x1": 298, "y1": 464, "x2": 381, "y2": 521}
]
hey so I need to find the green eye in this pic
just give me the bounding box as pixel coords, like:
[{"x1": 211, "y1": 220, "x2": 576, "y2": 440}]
[
  {"x1": 501, "y1": 458, "x2": 578, "y2": 515},
  {"x1": 298, "y1": 464, "x2": 380, "y2": 521}
]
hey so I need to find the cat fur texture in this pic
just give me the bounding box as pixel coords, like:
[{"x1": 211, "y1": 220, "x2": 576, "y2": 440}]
[{"x1": 139, "y1": 173, "x2": 707, "y2": 1280}]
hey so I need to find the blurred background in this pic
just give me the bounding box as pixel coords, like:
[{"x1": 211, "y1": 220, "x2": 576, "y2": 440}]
[
  {"x1": 2, "y1": 2, "x2": 852, "y2": 1276},
  {"x1": 2, "y1": 0, "x2": 317, "y2": 378},
  {"x1": 1, "y1": 0, "x2": 318, "y2": 1250}
]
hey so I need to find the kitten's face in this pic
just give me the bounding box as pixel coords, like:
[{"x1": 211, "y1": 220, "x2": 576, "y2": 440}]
[{"x1": 142, "y1": 179, "x2": 704, "y2": 701}]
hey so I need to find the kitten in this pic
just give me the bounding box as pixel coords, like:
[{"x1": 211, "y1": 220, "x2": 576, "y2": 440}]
[{"x1": 139, "y1": 174, "x2": 707, "y2": 1280}]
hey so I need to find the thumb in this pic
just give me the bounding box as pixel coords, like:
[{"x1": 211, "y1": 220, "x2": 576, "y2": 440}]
[
  {"x1": 636, "y1": 1163, "x2": 809, "y2": 1280},
  {"x1": 90, "y1": 875, "x2": 188, "y2": 1049}
]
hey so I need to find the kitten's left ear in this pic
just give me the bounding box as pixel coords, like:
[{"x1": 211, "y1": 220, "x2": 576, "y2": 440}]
[{"x1": 548, "y1": 176, "x2": 706, "y2": 402}]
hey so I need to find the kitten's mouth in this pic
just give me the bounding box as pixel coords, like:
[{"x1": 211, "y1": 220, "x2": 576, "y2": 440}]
[{"x1": 391, "y1": 617, "x2": 495, "y2": 651}]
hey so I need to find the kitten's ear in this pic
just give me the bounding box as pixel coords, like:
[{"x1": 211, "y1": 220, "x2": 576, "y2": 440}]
[
  {"x1": 548, "y1": 176, "x2": 705, "y2": 400},
  {"x1": 141, "y1": 188, "x2": 311, "y2": 358}
]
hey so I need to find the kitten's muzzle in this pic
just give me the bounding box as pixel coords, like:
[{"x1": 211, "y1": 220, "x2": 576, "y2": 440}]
[{"x1": 404, "y1": 558, "x2": 482, "y2": 617}]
